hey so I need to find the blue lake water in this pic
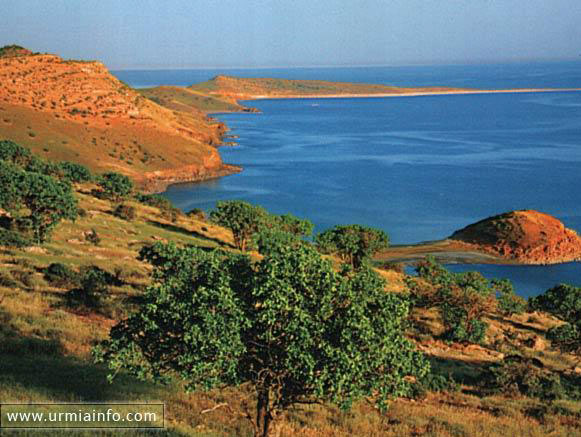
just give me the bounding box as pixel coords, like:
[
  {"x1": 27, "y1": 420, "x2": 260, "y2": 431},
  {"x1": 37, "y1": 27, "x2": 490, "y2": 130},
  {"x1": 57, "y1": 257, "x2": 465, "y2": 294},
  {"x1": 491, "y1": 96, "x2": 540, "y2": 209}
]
[{"x1": 115, "y1": 63, "x2": 581, "y2": 297}]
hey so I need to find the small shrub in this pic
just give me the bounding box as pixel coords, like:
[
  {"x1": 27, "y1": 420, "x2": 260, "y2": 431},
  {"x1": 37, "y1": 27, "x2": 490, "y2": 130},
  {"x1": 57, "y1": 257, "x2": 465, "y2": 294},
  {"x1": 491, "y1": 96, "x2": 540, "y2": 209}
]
[
  {"x1": 113, "y1": 204, "x2": 136, "y2": 221},
  {"x1": 59, "y1": 161, "x2": 92, "y2": 183},
  {"x1": 10, "y1": 269, "x2": 34, "y2": 288},
  {"x1": 67, "y1": 266, "x2": 118, "y2": 309},
  {"x1": 0, "y1": 228, "x2": 31, "y2": 248},
  {"x1": 410, "y1": 372, "x2": 459, "y2": 399},
  {"x1": 77, "y1": 208, "x2": 88, "y2": 218},
  {"x1": 493, "y1": 279, "x2": 526, "y2": 316},
  {"x1": 379, "y1": 261, "x2": 405, "y2": 274},
  {"x1": 85, "y1": 228, "x2": 101, "y2": 246},
  {"x1": 486, "y1": 355, "x2": 565, "y2": 401},
  {"x1": 0, "y1": 270, "x2": 19, "y2": 288},
  {"x1": 97, "y1": 172, "x2": 133, "y2": 201},
  {"x1": 43, "y1": 263, "x2": 80, "y2": 288},
  {"x1": 186, "y1": 207, "x2": 206, "y2": 220}
]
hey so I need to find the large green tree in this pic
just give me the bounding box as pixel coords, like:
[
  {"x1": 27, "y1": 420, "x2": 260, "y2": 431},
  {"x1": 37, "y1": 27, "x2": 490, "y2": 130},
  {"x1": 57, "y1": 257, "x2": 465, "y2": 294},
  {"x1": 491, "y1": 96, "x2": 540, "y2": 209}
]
[
  {"x1": 210, "y1": 200, "x2": 269, "y2": 251},
  {"x1": 95, "y1": 242, "x2": 428, "y2": 437},
  {"x1": 316, "y1": 224, "x2": 389, "y2": 269},
  {"x1": 0, "y1": 160, "x2": 77, "y2": 243},
  {"x1": 19, "y1": 172, "x2": 78, "y2": 242},
  {"x1": 97, "y1": 172, "x2": 134, "y2": 202}
]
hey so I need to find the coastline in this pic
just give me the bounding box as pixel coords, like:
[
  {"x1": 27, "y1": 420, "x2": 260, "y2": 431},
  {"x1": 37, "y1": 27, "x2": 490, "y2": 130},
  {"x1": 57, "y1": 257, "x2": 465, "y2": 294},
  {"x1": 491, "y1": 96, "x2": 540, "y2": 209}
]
[{"x1": 244, "y1": 87, "x2": 581, "y2": 101}]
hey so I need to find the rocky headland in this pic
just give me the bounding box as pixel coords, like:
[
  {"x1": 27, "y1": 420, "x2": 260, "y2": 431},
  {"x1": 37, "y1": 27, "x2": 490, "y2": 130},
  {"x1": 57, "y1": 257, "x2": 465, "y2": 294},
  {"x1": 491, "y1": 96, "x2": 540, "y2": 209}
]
[{"x1": 0, "y1": 46, "x2": 238, "y2": 191}]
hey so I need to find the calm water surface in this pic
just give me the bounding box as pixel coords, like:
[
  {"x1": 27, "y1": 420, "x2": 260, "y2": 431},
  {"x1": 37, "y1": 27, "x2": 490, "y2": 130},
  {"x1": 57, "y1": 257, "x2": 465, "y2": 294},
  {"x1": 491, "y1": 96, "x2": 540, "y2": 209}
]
[{"x1": 116, "y1": 63, "x2": 581, "y2": 297}]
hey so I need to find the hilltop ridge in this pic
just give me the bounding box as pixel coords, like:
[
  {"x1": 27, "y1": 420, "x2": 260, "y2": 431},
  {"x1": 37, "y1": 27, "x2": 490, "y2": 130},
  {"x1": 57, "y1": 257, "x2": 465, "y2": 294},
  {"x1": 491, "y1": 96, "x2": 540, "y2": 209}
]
[{"x1": 0, "y1": 47, "x2": 239, "y2": 191}]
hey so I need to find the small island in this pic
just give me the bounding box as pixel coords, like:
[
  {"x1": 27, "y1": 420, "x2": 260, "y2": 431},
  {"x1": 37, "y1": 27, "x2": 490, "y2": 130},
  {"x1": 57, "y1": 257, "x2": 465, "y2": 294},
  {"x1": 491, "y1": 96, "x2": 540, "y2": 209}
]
[{"x1": 376, "y1": 210, "x2": 581, "y2": 265}]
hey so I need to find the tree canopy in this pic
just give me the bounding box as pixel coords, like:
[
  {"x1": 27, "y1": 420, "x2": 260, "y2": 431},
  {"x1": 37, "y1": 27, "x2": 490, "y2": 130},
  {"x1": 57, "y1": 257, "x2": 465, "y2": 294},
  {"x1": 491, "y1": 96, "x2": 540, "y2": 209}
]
[
  {"x1": 96, "y1": 241, "x2": 428, "y2": 437},
  {"x1": 97, "y1": 172, "x2": 134, "y2": 201},
  {"x1": 315, "y1": 224, "x2": 389, "y2": 269},
  {"x1": 0, "y1": 158, "x2": 78, "y2": 243}
]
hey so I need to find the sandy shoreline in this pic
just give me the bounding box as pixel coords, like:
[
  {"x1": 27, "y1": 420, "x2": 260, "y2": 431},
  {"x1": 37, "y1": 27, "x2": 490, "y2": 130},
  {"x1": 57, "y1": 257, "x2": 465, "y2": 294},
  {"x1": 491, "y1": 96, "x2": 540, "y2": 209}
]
[{"x1": 246, "y1": 87, "x2": 581, "y2": 101}]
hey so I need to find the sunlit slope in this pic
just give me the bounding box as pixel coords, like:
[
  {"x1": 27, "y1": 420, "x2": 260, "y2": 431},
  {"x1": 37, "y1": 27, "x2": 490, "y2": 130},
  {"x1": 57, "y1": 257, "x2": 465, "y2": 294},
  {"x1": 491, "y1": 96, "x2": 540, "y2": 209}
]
[{"x1": 0, "y1": 49, "x2": 235, "y2": 189}]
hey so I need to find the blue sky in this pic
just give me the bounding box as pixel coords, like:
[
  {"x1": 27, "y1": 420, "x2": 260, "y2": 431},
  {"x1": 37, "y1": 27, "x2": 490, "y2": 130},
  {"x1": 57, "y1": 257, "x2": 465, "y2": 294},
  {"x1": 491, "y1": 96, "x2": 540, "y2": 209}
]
[{"x1": 2, "y1": 0, "x2": 581, "y2": 69}]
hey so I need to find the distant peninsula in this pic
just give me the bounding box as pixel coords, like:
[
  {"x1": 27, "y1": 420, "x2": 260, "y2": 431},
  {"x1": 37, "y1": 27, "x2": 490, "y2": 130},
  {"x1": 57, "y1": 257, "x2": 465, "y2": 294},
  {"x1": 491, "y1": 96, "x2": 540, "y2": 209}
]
[{"x1": 140, "y1": 74, "x2": 581, "y2": 114}]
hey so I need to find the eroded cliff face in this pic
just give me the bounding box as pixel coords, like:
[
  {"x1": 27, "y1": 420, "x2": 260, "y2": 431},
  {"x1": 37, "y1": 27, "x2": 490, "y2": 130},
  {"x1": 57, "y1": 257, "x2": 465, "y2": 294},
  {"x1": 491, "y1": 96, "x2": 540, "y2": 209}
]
[
  {"x1": 0, "y1": 50, "x2": 237, "y2": 189},
  {"x1": 450, "y1": 210, "x2": 581, "y2": 264}
]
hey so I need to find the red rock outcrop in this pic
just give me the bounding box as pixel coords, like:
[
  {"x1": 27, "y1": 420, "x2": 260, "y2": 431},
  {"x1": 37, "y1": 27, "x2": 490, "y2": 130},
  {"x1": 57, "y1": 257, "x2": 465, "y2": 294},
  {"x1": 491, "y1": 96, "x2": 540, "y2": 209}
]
[{"x1": 450, "y1": 210, "x2": 581, "y2": 264}]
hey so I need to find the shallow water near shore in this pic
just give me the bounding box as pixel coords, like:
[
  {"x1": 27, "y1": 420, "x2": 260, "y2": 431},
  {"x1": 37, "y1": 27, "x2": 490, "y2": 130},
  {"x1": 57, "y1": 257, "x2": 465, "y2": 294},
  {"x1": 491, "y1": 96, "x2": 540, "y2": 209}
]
[{"x1": 117, "y1": 63, "x2": 581, "y2": 297}]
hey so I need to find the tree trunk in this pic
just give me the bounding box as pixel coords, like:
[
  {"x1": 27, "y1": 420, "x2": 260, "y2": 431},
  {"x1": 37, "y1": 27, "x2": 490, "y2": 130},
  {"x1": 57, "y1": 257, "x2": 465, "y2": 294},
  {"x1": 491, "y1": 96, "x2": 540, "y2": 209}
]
[{"x1": 256, "y1": 389, "x2": 271, "y2": 437}]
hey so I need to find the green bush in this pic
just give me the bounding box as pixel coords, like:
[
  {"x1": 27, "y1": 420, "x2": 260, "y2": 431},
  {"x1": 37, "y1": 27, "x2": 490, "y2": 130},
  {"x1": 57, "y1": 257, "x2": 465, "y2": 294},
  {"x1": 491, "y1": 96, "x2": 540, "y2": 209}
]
[
  {"x1": 135, "y1": 193, "x2": 172, "y2": 210},
  {"x1": 97, "y1": 172, "x2": 133, "y2": 201},
  {"x1": 547, "y1": 323, "x2": 581, "y2": 356},
  {"x1": 529, "y1": 284, "x2": 581, "y2": 323},
  {"x1": 85, "y1": 228, "x2": 101, "y2": 246},
  {"x1": 0, "y1": 161, "x2": 78, "y2": 243},
  {"x1": 316, "y1": 224, "x2": 389, "y2": 269},
  {"x1": 43, "y1": 263, "x2": 80, "y2": 288},
  {"x1": 486, "y1": 355, "x2": 565, "y2": 401},
  {"x1": 0, "y1": 140, "x2": 32, "y2": 166},
  {"x1": 0, "y1": 228, "x2": 31, "y2": 248},
  {"x1": 186, "y1": 207, "x2": 206, "y2": 220},
  {"x1": 113, "y1": 204, "x2": 136, "y2": 221},
  {"x1": 59, "y1": 161, "x2": 92, "y2": 183},
  {"x1": 493, "y1": 279, "x2": 526, "y2": 316},
  {"x1": 209, "y1": 200, "x2": 269, "y2": 251},
  {"x1": 406, "y1": 257, "x2": 498, "y2": 344},
  {"x1": 410, "y1": 372, "x2": 459, "y2": 399},
  {"x1": 67, "y1": 266, "x2": 119, "y2": 309}
]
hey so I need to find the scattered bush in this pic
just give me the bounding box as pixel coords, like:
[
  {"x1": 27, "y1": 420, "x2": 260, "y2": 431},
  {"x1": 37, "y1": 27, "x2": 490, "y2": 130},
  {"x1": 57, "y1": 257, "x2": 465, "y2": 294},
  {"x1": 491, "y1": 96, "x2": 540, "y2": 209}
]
[
  {"x1": 135, "y1": 193, "x2": 182, "y2": 222},
  {"x1": 316, "y1": 224, "x2": 389, "y2": 269},
  {"x1": 529, "y1": 284, "x2": 581, "y2": 357},
  {"x1": 486, "y1": 355, "x2": 565, "y2": 401},
  {"x1": 43, "y1": 263, "x2": 80, "y2": 288},
  {"x1": 0, "y1": 140, "x2": 32, "y2": 166},
  {"x1": 547, "y1": 323, "x2": 581, "y2": 356},
  {"x1": 529, "y1": 284, "x2": 581, "y2": 323},
  {"x1": 113, "y1": 204, "x2": 136, "y2": 221},
  {"x1": 186, "y1": 208, "x2": 205, "y2": 220},
  {"x1": 97, "y1": 172, "x2": 133, "y2": 201},
  {"x1": 209, "y1": 200, "x2": 269, "y2": 251},
  {"x1": 0, "y1": 228, "x2": 31, "y2": 248},
  {"x1": 59, "y1": 161, "x2": 92, "y2": 183},
  {"x1": 379, "y1": 261, "x2": 405, "y2": 274},
  {"x1": 410, "y1": 372, "x2": 459, "y2": 399},
  {"x1": 0, "y1": 161, "x2": 78, "y2": 243},
  {"x1": 135, "y1": 193, "x2": 172, "y2": 210},
  {"x1": 0, "y1": 270, "x2": 19, "y2": 288},
  {"x1": 67, "y1": 266, "x2": 119, "y2": 309},
  {"x1": 10, "y1": 269, "x2": 35, "y2": 288},
  {"x1": 85, "y1": 228, "x2": 101, "y2": 246},
  {"x1": 493, "y1": 279, "x2": 526, "y2": 316},
  {"x1": 406, "y1": 257, "x2": 498, "y2": 344}
]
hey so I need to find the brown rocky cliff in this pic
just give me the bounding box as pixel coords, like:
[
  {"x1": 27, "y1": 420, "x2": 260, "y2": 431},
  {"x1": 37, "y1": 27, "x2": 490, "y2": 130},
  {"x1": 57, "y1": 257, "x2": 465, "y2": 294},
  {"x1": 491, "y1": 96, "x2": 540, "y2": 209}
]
[{"x1": 450, "y1": 210, "x2": 581, "y2": 264}]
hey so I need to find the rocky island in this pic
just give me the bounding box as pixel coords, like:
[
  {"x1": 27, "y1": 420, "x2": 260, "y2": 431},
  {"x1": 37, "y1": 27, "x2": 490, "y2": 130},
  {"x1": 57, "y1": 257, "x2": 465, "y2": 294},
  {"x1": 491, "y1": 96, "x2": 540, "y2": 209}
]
[{"x1": 378, "y1": 210, "x2": 581, "y2": 265}]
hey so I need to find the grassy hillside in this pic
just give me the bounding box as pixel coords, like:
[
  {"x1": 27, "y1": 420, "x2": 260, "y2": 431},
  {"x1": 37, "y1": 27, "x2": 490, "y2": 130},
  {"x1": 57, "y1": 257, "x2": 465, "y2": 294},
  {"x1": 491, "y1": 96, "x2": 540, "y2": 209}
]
[
  {"x1": 139, "y1": 86, "x2": 245, "y2": 113},
  {"x1": 189, "y1": 75, "x2": 467, "y2": 101},
  {"x1": 0, "y1": 48, "x2": 234, "y2": 190},
  {"x1": 1, "y1": 163, "x2": 580, "y2": 436}
]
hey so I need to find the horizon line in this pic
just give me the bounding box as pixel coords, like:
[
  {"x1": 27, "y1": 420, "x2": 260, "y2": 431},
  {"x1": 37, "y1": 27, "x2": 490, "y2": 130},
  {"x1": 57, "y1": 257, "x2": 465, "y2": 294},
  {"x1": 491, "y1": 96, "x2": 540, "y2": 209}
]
[{"x1": 109, "y1": 56, "x2": 581, "y2": 72}]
